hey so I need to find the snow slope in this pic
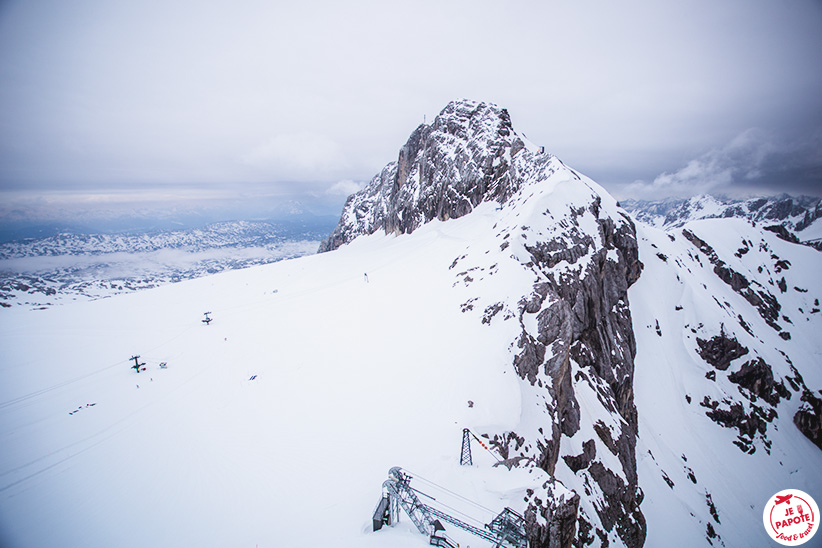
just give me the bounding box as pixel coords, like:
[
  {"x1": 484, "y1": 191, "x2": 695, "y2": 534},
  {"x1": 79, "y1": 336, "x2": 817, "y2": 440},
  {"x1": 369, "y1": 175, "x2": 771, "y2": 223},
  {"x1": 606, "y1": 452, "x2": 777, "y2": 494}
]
[
  {"x1": 2, "y1": 192, "x2": 821, "y2": 548},
  {"x1": 630, "y1": 218, "x2": 822, "y2": 547},
  {"x1": 0, "y1": 202, "x2": 552, "y2": 548},
  {"x1": 2, "y1": 96, "x2": 821, "y2": 548}
]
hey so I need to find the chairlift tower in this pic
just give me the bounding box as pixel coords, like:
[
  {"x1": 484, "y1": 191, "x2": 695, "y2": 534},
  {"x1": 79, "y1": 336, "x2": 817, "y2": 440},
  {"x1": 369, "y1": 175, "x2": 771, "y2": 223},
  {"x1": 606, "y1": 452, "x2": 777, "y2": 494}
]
[{"x1": 129, "y1": 355, "x2": 145, "y2": 373}]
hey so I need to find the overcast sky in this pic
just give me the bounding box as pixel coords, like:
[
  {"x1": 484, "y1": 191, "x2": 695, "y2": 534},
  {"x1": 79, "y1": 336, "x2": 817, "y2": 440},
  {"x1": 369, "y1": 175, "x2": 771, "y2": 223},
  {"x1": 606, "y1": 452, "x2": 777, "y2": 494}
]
[{"x1": 1, "y1": 0, "x2": 820, "y2": 225}]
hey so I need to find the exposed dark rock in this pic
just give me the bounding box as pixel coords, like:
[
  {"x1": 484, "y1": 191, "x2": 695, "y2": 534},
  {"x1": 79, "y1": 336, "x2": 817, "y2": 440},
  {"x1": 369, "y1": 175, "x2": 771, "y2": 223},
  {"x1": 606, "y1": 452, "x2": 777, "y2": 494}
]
[
  {"x1": 696, "y1": 329, "x2": 749, "y2": 371},
  {"x1": 681, "y1": 229, "x2": 716, "y2": 260},
  {"x1": 563, "y1": 439, "x2": 597, "y2": 473},
  {"x1": 705, "y1": 492, "x2": 720, "y2": 524},
  {"x1": 587, "y1": 462, "x2": 647, "y2": 548},
  {"x1": 701, "y1": 396, "x2": 778, "y2": 453},
  {"x1": 514, "y1": 207, "x2": 644, "y2": 545},
  {"x1": 684, "y1": 466, "x2": 697, "y2": 484},
  {"x1": 773, "y1": 258, "x2": 791, "y2": 272},
  {"x1": 320, "y1": 100, "x2": 540, "y2": 252},
  {"x1": 764, "y1": 224, "x2": 800, "y2": 244},
  {"x1": 575, "y1": 514, "x2": 595, "y2": 547},
  {"x1": 728, "y1": 358, "x2": 787, "y2": 406},
  {"x1": 794, "y1": 389, "x2": 822, "y2": 450},
  {"x1": 706, "y1": 522, "x2": 717, "y2": 542},
  {"x1": 482, "y1": 302, "x2": 504, "y2": 324},
  {"x1": 683, "y1": 229, "x2": 783, "y2": 329},
  {"x1": 524, "y1": 481, "x2": 580, "y2": 548}
]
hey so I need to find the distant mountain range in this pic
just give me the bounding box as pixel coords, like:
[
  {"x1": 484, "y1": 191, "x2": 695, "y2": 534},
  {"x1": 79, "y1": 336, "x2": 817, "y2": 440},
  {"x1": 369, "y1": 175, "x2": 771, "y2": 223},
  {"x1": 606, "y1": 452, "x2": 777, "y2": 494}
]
[
  {"x1": 0, "y1": 218, "x2": 335, "y2": 308},
  {"x1": 621, "y1": 194, "x2": 822, "y2": 244}
]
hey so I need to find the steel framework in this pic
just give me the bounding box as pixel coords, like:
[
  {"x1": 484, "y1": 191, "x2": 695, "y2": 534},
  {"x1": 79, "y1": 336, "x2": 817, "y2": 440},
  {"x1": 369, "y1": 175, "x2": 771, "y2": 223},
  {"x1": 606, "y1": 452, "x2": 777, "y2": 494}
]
[{"x1": 372, "y1": 467, "x2": 529, "y2": 548}]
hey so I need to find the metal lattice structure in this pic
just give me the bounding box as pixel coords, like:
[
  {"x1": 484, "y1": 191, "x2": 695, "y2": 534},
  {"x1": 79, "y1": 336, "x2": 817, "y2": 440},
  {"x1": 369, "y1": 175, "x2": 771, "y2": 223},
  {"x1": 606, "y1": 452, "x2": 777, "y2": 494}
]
[
  {"x1": 486, "y1": 507, "x2": 529, "y2": 548},
  {"x1": 460, "y1": 428, "x2": 473, "y2": 466},
  {"x1": 372, "y1": 466, "x2": 529, "y2": 548},
  {"x1": 381, "y1": 467, "x2": 434, "y2": 535}
]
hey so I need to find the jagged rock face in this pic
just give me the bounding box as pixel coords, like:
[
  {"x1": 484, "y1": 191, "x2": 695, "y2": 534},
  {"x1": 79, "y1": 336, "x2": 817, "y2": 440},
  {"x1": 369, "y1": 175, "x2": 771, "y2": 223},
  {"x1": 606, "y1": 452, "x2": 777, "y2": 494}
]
[
  {"x1": 320, "y1": 100, "x2": 550, "y2": 252},
  {"x1": 322, "y1": 99, "x2": 646, "y2": 548},
  {"x1": 506, "y1": 200, "x2": 645, "y2": 548}
]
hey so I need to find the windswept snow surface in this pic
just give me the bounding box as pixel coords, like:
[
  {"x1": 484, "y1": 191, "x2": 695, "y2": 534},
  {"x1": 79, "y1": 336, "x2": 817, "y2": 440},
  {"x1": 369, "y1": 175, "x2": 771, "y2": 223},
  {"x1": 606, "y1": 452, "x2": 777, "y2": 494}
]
[{"x1": 0, "y1": 203, "x2": 546, "y2": 548}]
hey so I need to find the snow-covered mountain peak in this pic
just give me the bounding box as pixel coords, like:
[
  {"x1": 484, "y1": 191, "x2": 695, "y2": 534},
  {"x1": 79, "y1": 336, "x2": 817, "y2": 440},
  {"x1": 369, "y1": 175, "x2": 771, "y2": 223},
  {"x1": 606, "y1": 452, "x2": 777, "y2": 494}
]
[
  {"x1": 318, "y1": 99, "x2": 648, "y2": 546},
  {"x1": 430, "y1": 99, "x2": 514, "y2": 144},
  {"x1": 319, "y1": 99, "x2": 556, "y2": 251}
]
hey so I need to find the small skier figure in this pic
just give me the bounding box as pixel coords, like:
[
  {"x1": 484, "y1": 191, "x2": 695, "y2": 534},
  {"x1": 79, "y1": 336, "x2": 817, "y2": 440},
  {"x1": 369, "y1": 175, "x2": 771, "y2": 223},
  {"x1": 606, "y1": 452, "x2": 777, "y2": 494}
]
[{"x1": 364, "y1": 272, "x2": 369, "y2": 283}]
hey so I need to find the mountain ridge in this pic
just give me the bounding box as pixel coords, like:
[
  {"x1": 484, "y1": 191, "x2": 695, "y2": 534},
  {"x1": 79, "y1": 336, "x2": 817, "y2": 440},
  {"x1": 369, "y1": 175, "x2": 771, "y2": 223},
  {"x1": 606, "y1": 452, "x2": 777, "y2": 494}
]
[{"x1": 621, "y1": 194, "x2": 822, "y2": 245}]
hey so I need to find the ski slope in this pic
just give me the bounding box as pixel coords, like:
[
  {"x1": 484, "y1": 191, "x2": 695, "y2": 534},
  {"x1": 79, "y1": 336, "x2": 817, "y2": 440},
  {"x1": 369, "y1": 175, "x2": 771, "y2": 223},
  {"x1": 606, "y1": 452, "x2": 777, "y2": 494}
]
[{"x1": 0, "y1": 204, "x2": 548, "y2": 548}]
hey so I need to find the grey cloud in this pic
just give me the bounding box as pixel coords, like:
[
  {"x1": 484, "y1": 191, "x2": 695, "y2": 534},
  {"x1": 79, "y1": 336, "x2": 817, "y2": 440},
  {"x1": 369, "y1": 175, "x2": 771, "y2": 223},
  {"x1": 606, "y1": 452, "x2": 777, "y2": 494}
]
[
  {"x1": 623, "y1": 129, "x2": 822, "y2": 199},
  {"x1": 0, "y1": 0, "x2": 820, "y2": 207}
]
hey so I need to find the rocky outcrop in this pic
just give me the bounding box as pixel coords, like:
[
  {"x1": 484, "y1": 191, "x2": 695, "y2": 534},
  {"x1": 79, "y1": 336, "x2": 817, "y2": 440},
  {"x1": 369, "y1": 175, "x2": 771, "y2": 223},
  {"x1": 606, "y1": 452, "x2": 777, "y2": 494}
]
[
  {"x1": 794, "y1": 389, "x2": 822, "y2": 450},
  {"x1": 474, "y1": 191, "x2": 644, "y2": 547},
  {"x1": 320, "y1": 100, "x2": 553, "y2": 252},
  {"x1": 524, "y1": 481, "x2": 580, "y2": 548},
  {"x1": 764, "y1": 224, "x2": 800, "y2": 244},
  {"x1": 696, "y1": 330, "x2": 748, "y2": 371},
  {"x1": 728, "y1": 358, "x2": 790, "y2": 406},
  {"x1": 512, "y1": 206, "x2": 645, "y2": 548}
]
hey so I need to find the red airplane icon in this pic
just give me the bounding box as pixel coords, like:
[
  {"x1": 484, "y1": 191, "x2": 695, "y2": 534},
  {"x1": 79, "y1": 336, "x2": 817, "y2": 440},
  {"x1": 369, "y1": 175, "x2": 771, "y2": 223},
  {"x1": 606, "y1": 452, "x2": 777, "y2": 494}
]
[{"x1": 775, "y1": 494, "x2": 793, "y2": 505}]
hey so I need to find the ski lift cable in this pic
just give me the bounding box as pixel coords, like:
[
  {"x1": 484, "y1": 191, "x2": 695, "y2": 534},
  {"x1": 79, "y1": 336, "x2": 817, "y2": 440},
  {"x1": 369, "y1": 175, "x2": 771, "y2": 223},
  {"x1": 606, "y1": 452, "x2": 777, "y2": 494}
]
[
  {"x1": 2, "y1": 278, "x2": 263, "y2": 412},
  {"x1": 467, "y1": 429, "x2": 503, "y2": 463},
  {"x1": 403, "y1": 468, "x2": 497, "y2": 516},
  {"x1": 0, "y1": 353, "x2": 221, "y2": 491},
  {"x1": 411, "y1": 485, "x2": 489, "y2": 529},
  {"x1": 429, "y1": 497, "x2": 489, "y2": 530},
  {"x1": 0, "y1": 357, "x2": 130, "y2": 409},
  {"x1": 0, "y1": 322, "x2": 197, "y2": 410}
]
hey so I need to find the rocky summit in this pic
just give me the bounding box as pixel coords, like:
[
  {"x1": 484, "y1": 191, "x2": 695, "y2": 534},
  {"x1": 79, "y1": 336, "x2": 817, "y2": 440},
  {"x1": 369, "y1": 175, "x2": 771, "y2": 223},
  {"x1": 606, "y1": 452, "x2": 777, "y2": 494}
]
[{"x1": 320, "y1": 100, "x2": 556, "y2": 252}]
